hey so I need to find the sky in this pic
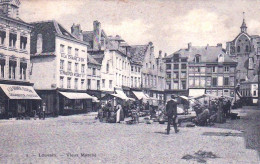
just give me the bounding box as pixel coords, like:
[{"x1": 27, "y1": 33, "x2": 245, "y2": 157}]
[{"x1": 20, "y1": 0, "x2": 260, "y2": 56}]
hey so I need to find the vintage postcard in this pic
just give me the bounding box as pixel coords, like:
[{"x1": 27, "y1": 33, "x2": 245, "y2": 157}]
[{"x1": 0, "y1": 0, "x2": 259, "y2": 163}]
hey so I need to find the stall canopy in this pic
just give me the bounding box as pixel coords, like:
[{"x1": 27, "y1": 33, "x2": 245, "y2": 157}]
[
  {"x1": 189, "y1": 89, "x2": 205, "y2": 98},
  {"x1": 59, "y1": 92, "x2": 97, "y2": 101},
  {"x1": 133, "y1": 91, "x2": 148, "y2": 100},
  {"x1": 0, "y1": 84, "x2": 41, "y2": 100}
]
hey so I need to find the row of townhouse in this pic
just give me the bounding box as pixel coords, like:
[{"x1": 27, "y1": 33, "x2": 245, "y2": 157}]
[
  {"x1": 0, "y1": 0, "x2": 167, "y2": 118},
  {"x1": 164, "y1": 43, "x2": 237, "y2": 100},
  {"x1": 72, "y1": 21, "x2": 166, "y2": 103}
]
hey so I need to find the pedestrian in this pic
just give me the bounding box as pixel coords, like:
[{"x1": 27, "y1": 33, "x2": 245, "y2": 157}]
[
  {"x1": 166, "y1": 95, "x2": 179, "y2": 134},
  {"x1": 116, "y1": 102, "x2": 122, "y2": 123},
  {"x1": 42, "y1": 103, "x2": 46, "y2": 120}
]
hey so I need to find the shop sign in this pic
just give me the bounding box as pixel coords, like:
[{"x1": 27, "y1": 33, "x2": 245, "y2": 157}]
[
  {"x1": 0, "y1": 84, "x2": 41, "y2": 99},
  {"x1": 68, "y1": 55, "x2": 85, "y2": 62},
  {"x1": 60, "y1": 70, "x2": 73, "y2": 76},
  {"x1": 74, "y1": 73, "x2": 81, "y2": 77}
]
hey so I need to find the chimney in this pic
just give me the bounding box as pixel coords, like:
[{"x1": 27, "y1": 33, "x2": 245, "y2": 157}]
[
  {"x1": 217, "y1": 43, "x2": 222, "y2": 48},
  {"x1": 188, "y1": 42, "x2": 192, "y2": 51},
  {"x1": 164, "y1": 53, "x2": 167, "y2": 58},
  {"x1": 93, "y1": 20, "x2": 101, "y2": 50},
  {"x1": 159, "y1": 50, "x2": 162, "y2": 58},
  {"x1": 71, "y1": 24, "x2": 83, "y2": 41}
]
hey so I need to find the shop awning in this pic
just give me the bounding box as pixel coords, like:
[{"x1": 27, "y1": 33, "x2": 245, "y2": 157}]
[
  {"x1": 133, "y1": 91, "x2": 148, "y2": 100},
  {"x1": 59, "y1": 92, "x2": 95, "y2": 100},
  {"x1": 115, "y1": 89, "x2": 129, "y2": 100},
  {"x1": 0, "y1": 84, "x2": 41, "y2": 100},
  {"x1": 188, "y1": 89, "x2": 205, "y2": 98}
]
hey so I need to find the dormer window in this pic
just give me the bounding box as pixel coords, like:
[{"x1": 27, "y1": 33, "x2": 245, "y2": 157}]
[
  {"x1": 218, "y1": 54, "x2": 224, "y2": 62},
  {"x1": 195, "y1": 55, "x2": 200, "y2": 63}
]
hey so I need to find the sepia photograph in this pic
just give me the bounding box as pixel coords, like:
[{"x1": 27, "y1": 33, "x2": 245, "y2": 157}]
[{"x1": 0, "y1": 0, "x2": 259, "y2": 163}]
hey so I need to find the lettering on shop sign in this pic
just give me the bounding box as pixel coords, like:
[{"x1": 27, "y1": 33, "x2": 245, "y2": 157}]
[
  {"x1": 67, "y1": 55, "x2": 85, "y2": 62},
  {"x1": 7, "y1": 86, "x2": 33, "y2": 93},
  {"x1": 60, "y1": 70, "x2": 73, "y2": 76}
]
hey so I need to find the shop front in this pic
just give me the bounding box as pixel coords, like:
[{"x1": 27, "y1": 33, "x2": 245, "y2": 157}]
[
  {"x1": 0, "y1": 84, "x2": 42, "y2": 119},
  {"x1": 59, "y1": 91, "x2": 96, "y2": 115}
]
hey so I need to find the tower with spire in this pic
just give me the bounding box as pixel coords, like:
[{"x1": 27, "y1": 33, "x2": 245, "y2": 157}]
[{"x1": 240, "y1": 12, "x2": 247, "y2": 33}]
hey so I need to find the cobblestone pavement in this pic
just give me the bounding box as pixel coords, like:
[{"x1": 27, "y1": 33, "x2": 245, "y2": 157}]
[
  {"x1": 213, "y1": 107, "x2": 260, "y2": 158},
  {"x1": 0, "y1": 113, "x2": 259, "y2": 164}
]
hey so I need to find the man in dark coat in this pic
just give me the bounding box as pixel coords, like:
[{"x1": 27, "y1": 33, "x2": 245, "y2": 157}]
[{"x1": 166, "y1": 95, "x2": 179, "y2": 134}]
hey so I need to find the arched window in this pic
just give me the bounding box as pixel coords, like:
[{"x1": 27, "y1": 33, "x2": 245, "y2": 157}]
[
  {"x1": 246, "y1": 45, "x2": 249, "y2": 52},
  {"x1": 218, "y1": 54, "x2": 224, "y2": 62},
  {"x1": 237, "y1": 46, "x2": 240, "y2": 53},
  {"x1": 36, "y1": 34, "x2": 43, "y2": 53}
]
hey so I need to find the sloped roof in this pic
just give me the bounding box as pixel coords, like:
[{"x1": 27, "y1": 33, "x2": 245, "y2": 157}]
[
  {"x1": 129, "y1": 45, "x2": 148, "y2": 63},
  {"x1": 167, "y1": 46, "x2": 236, "y2": 63},
  {"x1": 30, "y1": 20, "x2": 85, "y2": 44},
  {"x1": 87, "y1": 54, "x2": 101, "y2": 65}
]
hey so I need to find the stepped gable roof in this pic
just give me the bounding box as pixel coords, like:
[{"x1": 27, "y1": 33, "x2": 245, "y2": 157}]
[
  {"x1": 129, "y1": 45, "x2": 148, "y2": 63},
  {"x1": 31, "y1": 20, "x2": 86, "y2": 44},
  {"x1": 168, "y1": 46, "x2": 236, "y2": 63},
  {"x1": 87, "y1": 54, "x2": 101, "y2": 65}
]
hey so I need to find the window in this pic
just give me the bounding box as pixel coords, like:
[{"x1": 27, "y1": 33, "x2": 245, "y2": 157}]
[
  {"x1": 74, "y1": 78, "x2": 78, "y2": 89},
  {"x1": 131, "y1": 77, "x2": 133, "y2": 87},
  {"x1": 138, "y1": 67, "x2": 140, "y2": 72},
  {"x1": 0, "y1": 31, "x2": 6, "y2": 45},
  {"x1": 181, "y1": 58, "x2": 187, "y2": 62},
  {"x1": 102, "y1": 79, "x2": 105, "y2": 88},
  {"x1": 174, "y1": 64, "x2": 179, "y2": 69},
  {"x1": 97, "y1": 80, "x2": 100, "y2": 90},
  {"x1": 93, "y1": 68, "x2": 96, "y2": 75},
  {"x1": 253, "y1": 90, "x2": 257, "y2": 96},
  {"x1": 75, "y1": 48, "x2": 79, "y2": 56},
  {"x1": 81, "y1": 64, "x2": 85, "y2": 73},
  {"x1": 68, "y1": 62, "x2": 72, "y2": 71},
  {"x1": 224, "y1": 66, "x2": 229, "y2": 72},
  {"x1": 166, "y1": 64, "x2": 171, "y2": 70},
  {"x1": 237, "y1": 46, "x2": 240, "y2": 52},
  {"x1": 0, "y1": 63, "x2": 5, "y2": 78},
  {"x1": 167, "y1": 73, "x2": 171, "y2": 79},
  {"x1": 246, "y1": 45, "x2": 249, "y2": 52},
  {"x1": 9, "y1": 61, "x2": 16, "y2": 79},
  {"x1": 87, "y1": 79, "x2": 91, "y2": 89},
  {"x1": 197, "y1": 67, "x2": 200, "y2": 72},
  {"x1": 81, "y1": 79, "x2": 84, "y2": 89},
  {"x1": 146, "y1": 63, "x2": 148, "y2": 68},
  {"x1": 106, "y1": 63, "x2": 109, "y2": 73},
  {"x1": 60, "y1": 60, "x2": 64, "y2": 70},
  {"x1": 153, "y1": 65, "x2": 155, "y2": 70},
  {"x1": 181, "y1": 72, "x2": 186, "y2": 78},
  {"x1": 60, "y1": 76, "x2": 64, "y2": 88},
  {"x1": 20, "y1": 36, "x2": 27, "y2": 50},
  {"x1": 248, "y1": 58, "x2": 253, "y2": 69},
  {"x1": 167, "y1": 82, "x2": 171, "y2": 90},
  {"x1": 212, "y1": 77, "x2": 217, "y2": 87},
  {"x1": 131, "y1": 66, "x2": 134, "y2": 72},
  {"x1": 9, "y1": 33, "x2": 17, "y2": 48},
  {"x1": 68, "y1": 47, "x2": 72, "y2": 54},
  {"x1": 75, "y1": 63, "x2": 79, "y2": 73},
  {"x1": 224, "y1": 77, "x2": 229, "y2": 86},
  {"x1": 181, "y1": 81, "x2": 186, "y2": 90},
  {"x1": 60, "y1": 44, "x2": 65, "y2": 53},
  {"x1": 195, "y1": 55, "x2": 200, "y2": 63},
  {"x1": 67, "y1": 78, "x2": 71, "y2": 88},
  {"x1": 181, "y1": 64, "x2": 187, "y2": 69},
  {"x1": 109, "y1": 80, "x2": 112, "y2": 89},
  {"x1": 212, "y1": 66, "x2": 216, "y2": 73}
]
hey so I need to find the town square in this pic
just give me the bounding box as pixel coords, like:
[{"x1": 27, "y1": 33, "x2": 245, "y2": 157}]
[{"x1": 0, "y1": 0, "x2": 259, "y2": 163}]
